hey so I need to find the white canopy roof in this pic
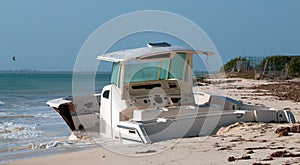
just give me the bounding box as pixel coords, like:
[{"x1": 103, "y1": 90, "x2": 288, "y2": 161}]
[{"x1": 96, "y1": 46, "x2": 214, "y2": 62}]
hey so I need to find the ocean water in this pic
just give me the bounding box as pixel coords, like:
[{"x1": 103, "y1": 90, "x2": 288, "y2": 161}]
[{"x1": 0, "y1": 72, "x2": 110, "y2": 164}]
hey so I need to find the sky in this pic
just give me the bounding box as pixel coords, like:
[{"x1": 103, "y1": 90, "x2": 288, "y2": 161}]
[{"x1": 0, "y1": 0, "x2": 300, "y2": 71}]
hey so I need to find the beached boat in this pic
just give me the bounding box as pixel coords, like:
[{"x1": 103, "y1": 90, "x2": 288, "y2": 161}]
[{"x1": 47, "y1": 43, "x2": 295, "y2": 143}]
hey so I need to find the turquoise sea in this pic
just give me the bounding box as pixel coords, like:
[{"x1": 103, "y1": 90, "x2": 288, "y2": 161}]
[{"x1": 0, "y1": 72, "x2": 110, "y2": 164}]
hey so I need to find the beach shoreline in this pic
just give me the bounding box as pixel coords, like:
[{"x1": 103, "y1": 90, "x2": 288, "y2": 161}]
[{"x1": 5, "y1": 78, "x2": 300, "y2": 165}]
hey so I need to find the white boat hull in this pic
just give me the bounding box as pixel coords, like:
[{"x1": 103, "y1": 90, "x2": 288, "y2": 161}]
[
  {"x1": 116, "y1": 105, "x2": 295, "y2": 144},
  {"x1": 47, "y1": 91, "x2": 295, "y2": 143}
]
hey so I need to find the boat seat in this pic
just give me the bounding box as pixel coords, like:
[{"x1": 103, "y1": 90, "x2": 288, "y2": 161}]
[{"x1": 132, "y1": 106, "x2": 209, "y2": 122}]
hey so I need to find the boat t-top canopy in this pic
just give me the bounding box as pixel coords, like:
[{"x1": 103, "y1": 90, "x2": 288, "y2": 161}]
[{"x1": 97, "y1": 44, "x2": 214, "y2": 62}]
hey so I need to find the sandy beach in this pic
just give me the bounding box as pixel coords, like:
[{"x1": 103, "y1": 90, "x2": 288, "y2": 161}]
[{"x1": 6, "y1": 78, "x2": 300, "y2": 165}]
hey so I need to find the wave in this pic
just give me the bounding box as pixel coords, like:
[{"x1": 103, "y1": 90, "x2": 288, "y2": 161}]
[
  {"x1": 0, "y1": 109, "x2": 57, "y2": 120},
  {"x1": 0, "y1": 101, "x2": 4, "y2": 105},
  {"x1": 0, "y1": 141, "x2": 68, "y2": 152},
  {"x1": 0, "y1": 122, "x2": 40, "y2": 139},
  {"x1": 0, "y1": 139, "x2": 99, "y2": 153},
  {"x1": 0, "y1": 115, "x2": 34, "y2": 119}
]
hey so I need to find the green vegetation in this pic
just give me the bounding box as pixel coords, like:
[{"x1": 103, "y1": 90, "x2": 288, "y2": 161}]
[
  {"x1": 222, "y1": 55, "x2": 300, "y2": 78},
  {"x1": 259, "y1": 56, "x2": 300, "y2": 77},
  {"x1": 289, "y1": 57, "x2": 300, "y2": 77},
  {"x1": 258, "y1": 55, "x2": 291, "y2": 72},
  {"x1": 221, "y1": 57, "x2": 247, "y2": 72}
]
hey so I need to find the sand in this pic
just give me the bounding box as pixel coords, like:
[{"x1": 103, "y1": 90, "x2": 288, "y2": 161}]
[{"x1": 6, "y1": 78, "x2": 300, "y2": 165}]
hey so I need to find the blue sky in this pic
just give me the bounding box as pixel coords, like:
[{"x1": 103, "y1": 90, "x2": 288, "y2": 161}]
[{"x1": 0, "y1": 0, "x2": 299, "y2": 71}]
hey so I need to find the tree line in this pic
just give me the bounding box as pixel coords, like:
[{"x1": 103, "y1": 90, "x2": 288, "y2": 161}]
[{"x1": 222, "y1": 56, "x2": 300, "y2": 77}]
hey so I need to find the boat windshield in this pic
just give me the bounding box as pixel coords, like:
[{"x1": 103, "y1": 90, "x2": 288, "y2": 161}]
[{"x1": 124, "y1": 53, "x2": 187, "y2": 83}]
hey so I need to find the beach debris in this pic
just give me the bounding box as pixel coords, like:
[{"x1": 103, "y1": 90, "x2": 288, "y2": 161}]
[
  {"x1": 217, "y1": 144, "x2": 236, "y2": 151},
  {"x1": 135, "y1": 149, "x2": 156, "y2": 154},
  {"x1": 278, "y1": 130, "x2": 289, "y2": 137},
  {"x1": 270, "y1": 150, "x2": 289, "y2": 157},
  {"x1": 245, "y1": 146, "x2": 267, "y2": 150},
  {"x1": 246, "y1": 150, "x2": 254, "y2": 154},
  {"x1": 227, "y1": 156, "x2": 235, "y2": 162},
  {"x1": 270, "y1": 150, "x2": 300, "y2": 158},
  {"x1": 275, "y1": 124, "x2": 300, "y2": 136},
  {"x1": 227, "y1": 155, "x2": 251, "y2": 162},
  {"x1": 229, "y1": 137, "x2": 246, "y2": 142},
  {"x1": 240, "y1": 155, "x2": 251, "y2": 160},
  {"x1": 241, "y1": 96, "x2": 249, "y2": 99},
  {"x1": 229, "y1": 137, "x2": 266, "y2": 143},
  {"x1": 246, "y1": 146, "x2": 285, "y2": 151},
  {"x1": 290, "y1": 124, "x2": 300, "y2": 133},
  {"x1": 275, "y1": 127, "x2": 290, "y2": 134},
  {"x1": 249, "y1": 82, "x2": 300, "y2": 102},
  {"x1": 252, "y1": 163, "x2": 271, "y2": 165},
  {"x1": 258, "y1": 139, "x2": 268, "y2": 143},
  {"x1": 271, "y1": 146, "x2": 285, "y2": 150},
  {"x1": 218, "y1": 146, "x2": 232, "y2": 151},
  {"x1": 261, "y1": 157, "x2": 273, "y2": 161}
]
